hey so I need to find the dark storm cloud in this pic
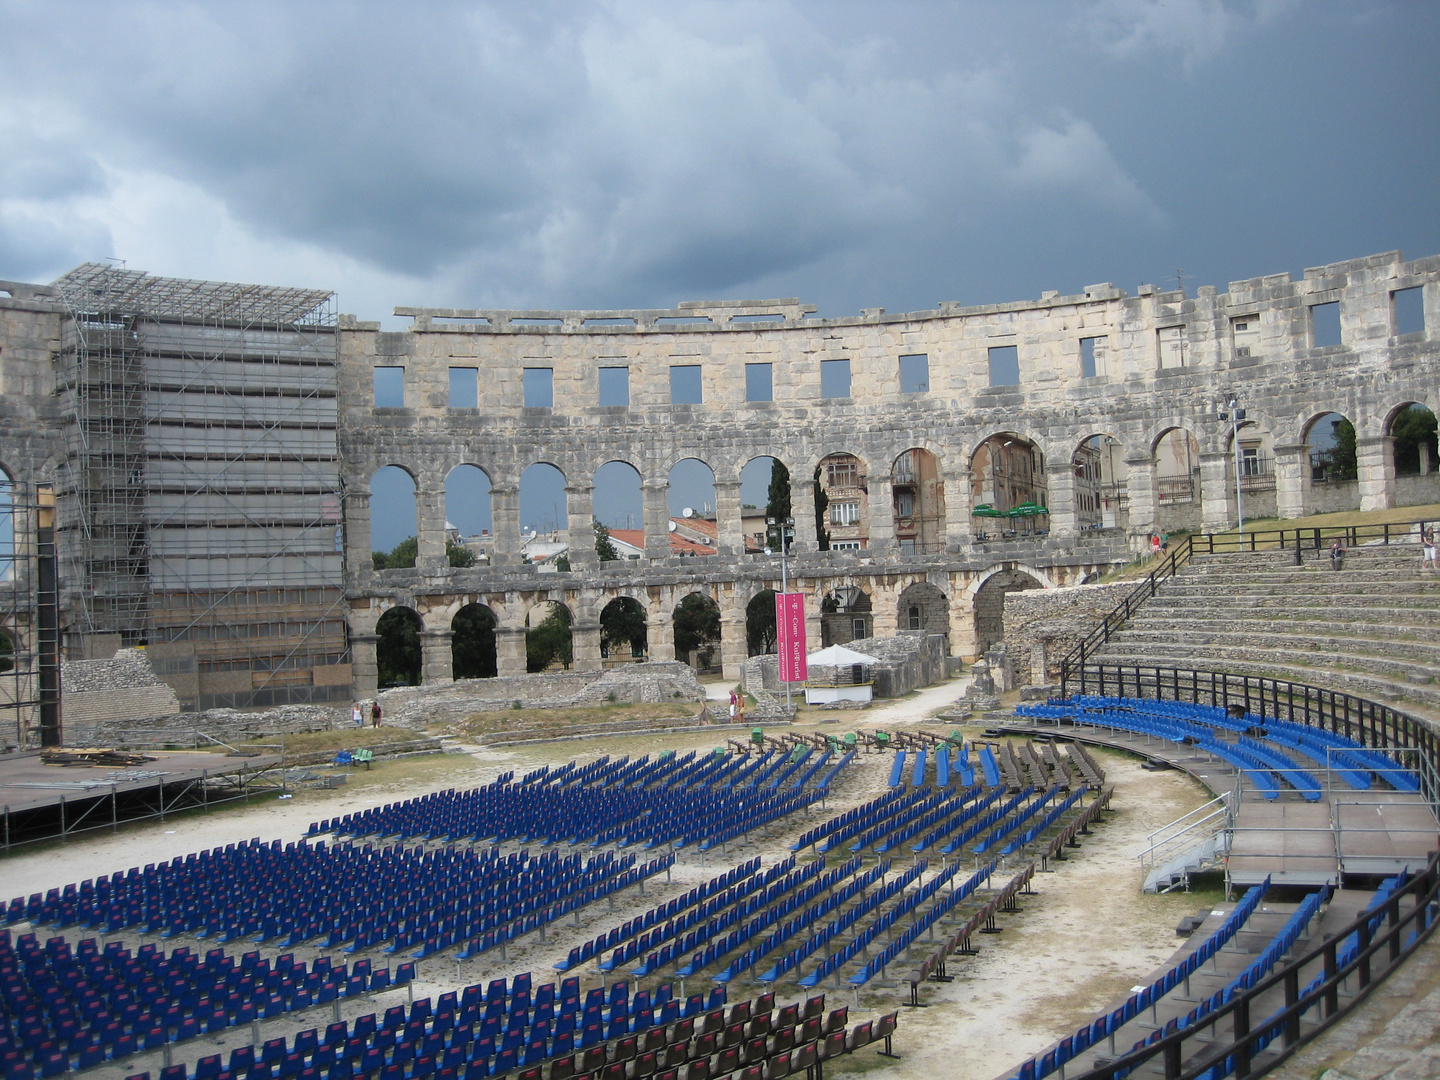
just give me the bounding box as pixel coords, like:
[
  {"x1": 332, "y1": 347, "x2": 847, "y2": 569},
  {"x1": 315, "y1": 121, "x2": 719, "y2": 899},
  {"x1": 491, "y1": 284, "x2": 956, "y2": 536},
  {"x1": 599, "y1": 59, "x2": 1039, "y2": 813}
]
[{"x1": 0, "y1": 1, "x2": 1435, "y2": 319}]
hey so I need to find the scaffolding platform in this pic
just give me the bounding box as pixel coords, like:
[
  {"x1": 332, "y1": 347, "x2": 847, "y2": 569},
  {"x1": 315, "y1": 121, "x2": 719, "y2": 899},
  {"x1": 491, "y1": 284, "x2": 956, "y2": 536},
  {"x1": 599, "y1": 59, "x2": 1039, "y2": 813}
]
[{"x1": 0, "y1": 747, "x2": 283, "y2": 850}]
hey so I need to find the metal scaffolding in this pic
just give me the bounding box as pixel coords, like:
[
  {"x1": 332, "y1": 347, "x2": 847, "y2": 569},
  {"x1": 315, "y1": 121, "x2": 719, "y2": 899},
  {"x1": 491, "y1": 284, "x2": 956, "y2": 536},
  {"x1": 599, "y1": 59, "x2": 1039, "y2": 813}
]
[{"x1": 49, "y1": 264, "x2": 351, "y2": 711}]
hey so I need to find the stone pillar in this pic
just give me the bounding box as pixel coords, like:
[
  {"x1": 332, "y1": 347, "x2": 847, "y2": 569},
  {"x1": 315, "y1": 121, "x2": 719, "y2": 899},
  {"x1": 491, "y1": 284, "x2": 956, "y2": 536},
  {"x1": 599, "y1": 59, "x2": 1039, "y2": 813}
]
[
  {"x1": 1044, "y1": 461, "x2": 1077, "y2": 538},
  {"x1": 643, "y1": 480, "x2": 671, "y2": 559},
  {"x1": 490, "y1": 486, "x2": 521, "y2": 565},
  {"x1": 950, "y1": 592, "x2": 978, "y2": 660},
  {"x1": 945, "y1": 465, "x2": 974, "y2": 551},
  {"x1": 790, "y1": 475, "x2": 818, "y2": 553},
  {"x1": 1357, "y1": 435, "x2": 1395, "y2": 511},
  {"x1": 720, "y1": 614, "x2": 747, "y2": 682},
  {"x1": 496, "y1": 626, "x2": 527, "y2": 677},
  {"x1": 1123, "y1": 452, "x2": 1155, "y2": 551},
  {"x1": 1199, "y1": 451, "x2": 1233, "y2": 533},
  {"x1": 566, "y1": 484, "x2": 595, "y2": 568},
  {"x1": 350, "y1": 631, "x2": 379, "y2": 698},
  {"x1": 420, "y1": 627, "x2": 454, "y2": 685},
  {"x1": 869, "y1": 584, "x2": 898, "y2": 638},
  {"x1": 415, "y1": 485, "x2": 446, "y2": 569},
  {"x1": 713, "y1": 481, "x2": 743, "y2": 556},
  {"x1": 1030, "y1": 639, "x2": 1048, "y2": 687},
  {"x1": 572, "y1": 620, "x2": 602, "y2": 673},
  {"x1": 1273, "y1": 443, "x2": 1308, "y2": 520},
  {"x1": 865, "y1": 476, "x2": 895, "y2": 553},
  {"x1": 648, "y1": 608, "x2": 676, "y2": 662},
  {"x1": 344, "y1": 489, "x2": 373, "y2": 580}
]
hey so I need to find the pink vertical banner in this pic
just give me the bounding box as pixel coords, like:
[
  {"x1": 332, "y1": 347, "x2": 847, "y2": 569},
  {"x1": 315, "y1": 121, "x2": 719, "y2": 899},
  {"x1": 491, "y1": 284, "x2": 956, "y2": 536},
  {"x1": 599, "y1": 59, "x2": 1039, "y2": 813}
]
[{"x1": 775, "y1": 592, "x2": 808, "y2": 683}]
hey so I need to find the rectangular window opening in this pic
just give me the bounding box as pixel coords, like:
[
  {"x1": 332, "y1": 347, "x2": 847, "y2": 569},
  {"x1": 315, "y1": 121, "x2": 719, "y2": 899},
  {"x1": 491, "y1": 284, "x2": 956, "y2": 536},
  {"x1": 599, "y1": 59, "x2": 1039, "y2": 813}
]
[
  {"x1": 830, "y1": 501, "x2": 860, "y2": 526},
  {"x1": 448, "y1": 367, "x2": 477, "y2": 408},
  {"x1": 745, "y1": 362, "x2": 773, "y2": 402},
  {"x1": 1310, "y1": 301, "x2": 1342, "y2": 348},
  {"x1": 1080, "y1": 336, "x2": 1108, "y2": 379},
  {"x1": 1231, "y1": 317, "x2": 1260, "y2": 359},
  {"x1": 987, "y1": 345, "x2": 1019, "y2": 386},
  {"x1": 821, "y1": 359, "x2": 851, "y2": 399},
  {"x1": 1156, "y1": 327, "x2": 1186, "y2": 369},
  {"x1": 670, "y1": 364, "x2": 703, "y2": 404},
  {"x1": 598, "y1": 366, "x2": 630, "y2": 407},
  {"x1": 373, "y1": 366, "x2": 404, "y2": 408},
  {"x1": 523, "y1": 367, "x2": 554, "y2": 408},
  {"x1": 1394, "y1": 286, "x2": 1425, "y2": 336},
  {"x1": 899, "y1": 353, "x2": 929, "y2": 393}
]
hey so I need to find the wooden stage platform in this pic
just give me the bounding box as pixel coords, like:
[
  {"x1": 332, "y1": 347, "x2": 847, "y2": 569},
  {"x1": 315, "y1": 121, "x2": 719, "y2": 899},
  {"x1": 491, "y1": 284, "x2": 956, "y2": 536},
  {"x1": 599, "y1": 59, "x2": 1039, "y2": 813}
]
[{"x1": 0, "y1": 748, "x2": 283, "y2": 850}]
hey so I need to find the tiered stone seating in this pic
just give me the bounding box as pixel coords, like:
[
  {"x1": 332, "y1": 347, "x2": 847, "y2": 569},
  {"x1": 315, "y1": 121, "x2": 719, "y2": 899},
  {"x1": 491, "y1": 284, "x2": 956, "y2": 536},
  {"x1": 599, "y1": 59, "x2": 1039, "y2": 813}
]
[{"x1": 1091, "y1": 545, "x2": 1440, "y2": 723}]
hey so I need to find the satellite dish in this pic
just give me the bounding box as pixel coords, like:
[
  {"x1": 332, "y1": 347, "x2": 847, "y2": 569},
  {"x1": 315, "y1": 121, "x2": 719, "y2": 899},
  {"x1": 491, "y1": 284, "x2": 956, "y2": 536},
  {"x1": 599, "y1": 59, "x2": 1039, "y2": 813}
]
[
  {"x1": 682, "y1": 507, "x2": 694, "y2": 518},
  {"x1": 668, "y1": 521, "x2": 677, "y2": 532}
]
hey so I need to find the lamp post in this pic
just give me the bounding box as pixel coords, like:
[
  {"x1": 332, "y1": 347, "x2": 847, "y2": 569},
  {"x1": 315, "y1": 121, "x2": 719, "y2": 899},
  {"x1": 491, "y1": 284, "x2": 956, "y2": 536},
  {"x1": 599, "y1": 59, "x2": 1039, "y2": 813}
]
[
  {"x1": 1219, "y1": 397, "x2": 1246, "y2": 541},
  {"x1": 766, "y1": 515, "x2": 796, "y2": 709}
]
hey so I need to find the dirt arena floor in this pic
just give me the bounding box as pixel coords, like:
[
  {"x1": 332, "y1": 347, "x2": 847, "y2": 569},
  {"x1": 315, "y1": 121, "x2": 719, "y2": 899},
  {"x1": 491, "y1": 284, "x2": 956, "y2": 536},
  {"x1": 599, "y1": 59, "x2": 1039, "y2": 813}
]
[{"x1": 2, "y1": 694, "x2": 1221, "y2": 1080}]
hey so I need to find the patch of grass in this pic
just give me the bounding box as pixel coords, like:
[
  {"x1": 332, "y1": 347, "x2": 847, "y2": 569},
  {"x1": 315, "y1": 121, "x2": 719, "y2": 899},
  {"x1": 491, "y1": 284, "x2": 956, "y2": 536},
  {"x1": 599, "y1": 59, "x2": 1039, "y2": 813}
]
[
  {"x1": 440, "y1": 701, "x2": 703, "y2": 739},
  {"x1": 1212, "y1": 502, "x2": 1439, "y2": 536},
  {"x1": 241, "y1": 728, "x2": 424, "y2": 756}
]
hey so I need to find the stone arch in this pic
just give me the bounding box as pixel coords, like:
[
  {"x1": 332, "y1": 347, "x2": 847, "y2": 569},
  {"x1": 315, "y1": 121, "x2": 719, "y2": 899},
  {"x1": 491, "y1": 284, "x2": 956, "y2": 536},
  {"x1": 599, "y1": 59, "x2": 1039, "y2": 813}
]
[
  {"x1": 673, "y1": 591, "x2": 721, "y2": 672},
  {"x1": 599, "y1": 596, "x2": 648, "y2": 663},
  {"x1": 969, "y1": 567, "x2": 1045, "y2": 655},
  {"x1": 666, "y1": 458, "x2": 718, "y2": 555},
  {"x1": 816, "y1": 451, "x2": 868, "y2": 550},
  {"x1": 1302, "y1": 412, "x2": 1359, "y2": 511},
  {"x1": 746, "y1": 589, "x2": 778, "y2": 656},
  {"x1": 1071, "y1": 433, "x2": 1127, "y2": 531},
  {"x1": 370, "y1": 465, "x2": 418, "y2": 567},
  {"x1": 891, "y1": 448, "x2": 945, "y2": 553},
  {"x1": 451, "y1": 602, "x2": 497, "y2": 680},
  {"x1": 525, "y1": 599, "x2": 573, "y2": 672},
  {"x1": 740, "y1": 455, "x2": 790, "y2": 554},
  {"x1": 1385, "y1": 401, "x2": 1438, "y2": 478},
  {"x1": 444, "y1": 464, "x2": 492, "y2": 560},
  {"x1": 376, "y1": 605, "x2": 422, "y2": 688},
  {"x1": 896, "y1": 582, "x2": 949, "y2": 647},
  {"x1": 969, "y1": 433, "x2": 1047, "y2": 537},
  {"x1": 820, "y1": 586, "x2": 872, "y2": 647},
  {"x1": 1151, "y1": 427, "x2": 1201, "y2": 535},
  {"x1": 1222, "y1": 413, "x2": 1278, "y2": 520},
  {"x1": 519, "y1": 461, "x2": 568, "y2": 540},
  {"x1": 0, "y1": 623, "x2": 15, "y2": 674},
  {"x1": 593, "y1": 460, "x2": 643, "y2": 552}
]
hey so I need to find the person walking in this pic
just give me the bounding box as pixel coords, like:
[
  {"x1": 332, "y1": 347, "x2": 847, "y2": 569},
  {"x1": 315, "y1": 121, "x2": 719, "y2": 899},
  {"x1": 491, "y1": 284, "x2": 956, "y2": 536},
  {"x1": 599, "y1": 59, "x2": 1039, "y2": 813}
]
[
  {"x1": 370, "y1": 700, "x2": 382, "y2": 727},
  {"x1": 351, "y1": 701, "x2": 363, "y2": 727},
  {"x1": 1422, "y1": 527, "x2": 1437, "y2": 571}
]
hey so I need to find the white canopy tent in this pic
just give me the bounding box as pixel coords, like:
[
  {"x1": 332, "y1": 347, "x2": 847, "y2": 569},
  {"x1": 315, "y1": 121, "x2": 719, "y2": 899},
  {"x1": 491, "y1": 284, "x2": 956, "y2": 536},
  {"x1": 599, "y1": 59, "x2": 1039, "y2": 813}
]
[{"x1": 804, "y1": 644, "x2": 879, "y2": 704}]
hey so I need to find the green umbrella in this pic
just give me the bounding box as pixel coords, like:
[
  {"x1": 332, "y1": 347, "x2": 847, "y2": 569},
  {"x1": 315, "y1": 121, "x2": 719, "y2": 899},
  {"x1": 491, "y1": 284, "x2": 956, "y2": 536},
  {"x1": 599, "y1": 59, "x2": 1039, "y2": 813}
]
[
  {"x1": 971, "y1": 503, "x2": 1001, "y2": 517},
  {"x1": 1013, "y1": 501, "x2": 1049, "y2": 516}
]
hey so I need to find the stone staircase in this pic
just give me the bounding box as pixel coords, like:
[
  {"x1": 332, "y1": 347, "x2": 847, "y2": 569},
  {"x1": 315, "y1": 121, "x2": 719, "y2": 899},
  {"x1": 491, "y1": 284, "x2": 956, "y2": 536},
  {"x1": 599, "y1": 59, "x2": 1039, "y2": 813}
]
[{"x1": 1092, "y1": 544, "x2": 1440, "y2": 727}]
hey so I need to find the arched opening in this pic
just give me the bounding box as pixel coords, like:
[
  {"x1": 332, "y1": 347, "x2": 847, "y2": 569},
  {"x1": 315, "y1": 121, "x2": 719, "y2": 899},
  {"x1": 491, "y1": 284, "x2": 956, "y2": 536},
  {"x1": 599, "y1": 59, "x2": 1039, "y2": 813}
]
[
  {"x1": 1303, "y1": 412, "x2": 1359, "y2": 513},
  {"x1": 891, "y1": 449, "x2": 944, "y2": 553},
  {"x1": 599, "y1": 597, "x2": 648, "y2": 664},
  {"x1": 1389, "y1": 402, "x2": 1438, "y2": 484},
  {"x1": 0, "y1": 626, "x2": 15, "y2": 675},
  {"x1": 667, "y1": 459, "x2": 717, "y2": 555},
  {"x1": 816, "y1": 453, "x2": 867, "y2": 550},
  {"x1": 593, "y1": 461, "x2": 644, "y2": 558},
  {"x1": 0, "y1": 472, "x2": 13, "y2": 583},
  {"x1": 519, "y1": 463, "x2": 568, "y2": 565},
  {"x1": 451, "y1": 603, "x2": 497, "y2": 680},
  {"x1": 746, "y1": 590, "x2": 778, "y2": 656},
  {"x1": 973, "y1": 570, "x2": 1043, "y2": 655},
  {"x1": 1153, "y1": 428, "x2": 1201, "y2": 534},
  {"x1": 673, "y1": 593, "x2": 721, "y2": 672},
  {"x1": 1073, "y1": 435, "x2": 1127, "y2": 531},
  {"x1": 820, "y1": 587, "x2": 872, "y2": 647},
  {"x1": 375, "y1": 606, "x2": 422, "y2": 688},
  {"x1": 896, "y1": 583, "x2": 949, "y2": 649},
  {"x1": 444, "y1": 465, "x2": 492, "y2": 566},
  {"x1": 970, "y1": 435, "x2": 1047, "y2": 539},
  {"x1": 1225, "y1": 420, "x2": 1277, "y2": 521},
  {"x1": 526, "y1": 601, "x2": 573, "y2": 672},
  {"x1": 370, "y1": 466, "x2": 418, "y2": 569},
  {"x1": 740, "y1": 456, "x2": 789, "y2": 554}
]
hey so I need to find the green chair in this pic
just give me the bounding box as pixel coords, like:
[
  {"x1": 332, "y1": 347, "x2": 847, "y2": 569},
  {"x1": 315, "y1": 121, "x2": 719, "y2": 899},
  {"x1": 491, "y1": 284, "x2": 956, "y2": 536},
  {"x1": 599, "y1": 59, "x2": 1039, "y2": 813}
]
[{"x1": 353, "y1": 748, "x2": 375, "y2": 770}]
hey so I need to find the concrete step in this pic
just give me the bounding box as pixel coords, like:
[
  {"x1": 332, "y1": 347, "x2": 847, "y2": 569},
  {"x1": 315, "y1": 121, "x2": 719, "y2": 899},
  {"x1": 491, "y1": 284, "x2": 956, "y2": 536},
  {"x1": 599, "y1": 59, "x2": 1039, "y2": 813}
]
[
  {"x1": 1114, "y1": 624, "x2": 1440, "y2": 666},
  {"x1": 1098, "y1": 637, "x2": 1439, "y2": 688},
  {"x1": 1134, "y1": 597, "x2": 1439, "y2": 622}
]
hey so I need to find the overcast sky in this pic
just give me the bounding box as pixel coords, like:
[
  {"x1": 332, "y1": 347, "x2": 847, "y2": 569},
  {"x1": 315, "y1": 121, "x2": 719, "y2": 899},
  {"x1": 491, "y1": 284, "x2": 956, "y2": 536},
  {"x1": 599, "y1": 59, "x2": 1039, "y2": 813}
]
[{"x1": 2, "y1": 0, "x2": 1437, "y2": 327}]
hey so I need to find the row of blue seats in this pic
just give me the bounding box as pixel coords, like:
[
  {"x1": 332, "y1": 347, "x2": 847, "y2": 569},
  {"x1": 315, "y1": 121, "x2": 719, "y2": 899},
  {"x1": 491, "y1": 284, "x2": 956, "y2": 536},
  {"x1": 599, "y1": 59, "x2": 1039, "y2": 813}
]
[
  {"x1": 847, "y1": 860, "x2": 996, "y2": 988},
  {"x1": 875, "y1": 788, "x2": 984, "y2": 855},
  {"x1": 1000, "y1": 787, "x2": 1088, "y2": 855},
  {"x1": 790, "y1": 788, "x2": 908, "y2": 853},
  {"x1": 754, "y1": 862, "x2": 899, "y2": 984}
]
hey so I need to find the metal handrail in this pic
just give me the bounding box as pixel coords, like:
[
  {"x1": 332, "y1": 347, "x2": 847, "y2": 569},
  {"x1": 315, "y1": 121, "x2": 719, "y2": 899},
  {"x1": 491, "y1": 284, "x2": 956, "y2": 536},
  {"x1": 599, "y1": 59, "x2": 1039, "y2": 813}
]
[{"x1": 1074, "y1": 848, "x2": 1440, "y2": 1080}]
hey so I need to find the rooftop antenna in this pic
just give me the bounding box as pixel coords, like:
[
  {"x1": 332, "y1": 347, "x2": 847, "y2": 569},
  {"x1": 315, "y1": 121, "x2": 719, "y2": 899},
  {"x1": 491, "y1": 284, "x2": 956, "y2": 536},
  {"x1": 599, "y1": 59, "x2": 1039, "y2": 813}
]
[{"x1": 1171, "y1": 267, "x2": 1190, "y2": 293}]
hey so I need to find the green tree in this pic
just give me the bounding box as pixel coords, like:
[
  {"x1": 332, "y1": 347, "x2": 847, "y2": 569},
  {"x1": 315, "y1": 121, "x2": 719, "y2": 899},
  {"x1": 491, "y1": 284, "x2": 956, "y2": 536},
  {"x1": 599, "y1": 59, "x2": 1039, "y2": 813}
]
[
  {"x1": 0, "y1": 628, "x2": 13, "y2": 674},
  {"x1": 673, "y1": 593, "x2": 721, "y2": 657},
  {"x1": 555, "y1": 553, "x2": 571, "y2": 572},
  {"x1": 376, "y1": 607, "x2": 421, "y2": 686},
  {"x1": 746, "y1": 591, "x2": 777, "y2": 656},
  {"x1": 526, "y1": 605, "x2": 573, "y2": 672},
  {"x1": 765, "y1": 458, "x2": 791, "y2": 526},
  {"x1": 600, "y1": 598, "x2": 647, "y2": 658},
  {"x1": 813, "y1": 466, "x2": 830, "y2": 551},
  {"x1": 593, "y1": 517, "x2": 619, "y2": 561},
  {"x1": 451, "y1": 605, "x2": 497, "y2": 679},
  {"x1": 447, "y1": 540, "x2": 476, "y2": 567},
  {"x1": 1329, "y1": 418, "x2": 1358, "y2": 481},
  {"x1": 372, "y1": 535, "x2": 418, "y2": 570},
  {"x1": 1392, "y1": 405, "x2": 1438, "y2": 476}
]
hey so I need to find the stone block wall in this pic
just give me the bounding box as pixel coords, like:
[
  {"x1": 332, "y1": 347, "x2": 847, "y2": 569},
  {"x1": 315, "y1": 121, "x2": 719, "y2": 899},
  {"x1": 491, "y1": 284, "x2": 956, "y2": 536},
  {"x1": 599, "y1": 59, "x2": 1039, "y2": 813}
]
[
  {"x1": 1003, "y1": 582, "x2": 1135, "y2": 686},
  {"x1": 61, "y1": 648, "x2": 182, "y2": 732}
]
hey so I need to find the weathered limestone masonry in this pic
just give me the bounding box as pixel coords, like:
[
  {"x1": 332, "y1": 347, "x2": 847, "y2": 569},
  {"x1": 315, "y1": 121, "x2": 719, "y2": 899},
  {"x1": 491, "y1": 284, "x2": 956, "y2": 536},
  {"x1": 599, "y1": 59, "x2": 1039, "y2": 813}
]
[
  {"x1": 1002, "y1": 582, "x2": 1135, "y2": 687},
  {"x1": 337, "y1": 251, "x2": 1440, "y2": 698},
  {"x1": 60, "y1": 648, "x2": 181, "y2": 729}
]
